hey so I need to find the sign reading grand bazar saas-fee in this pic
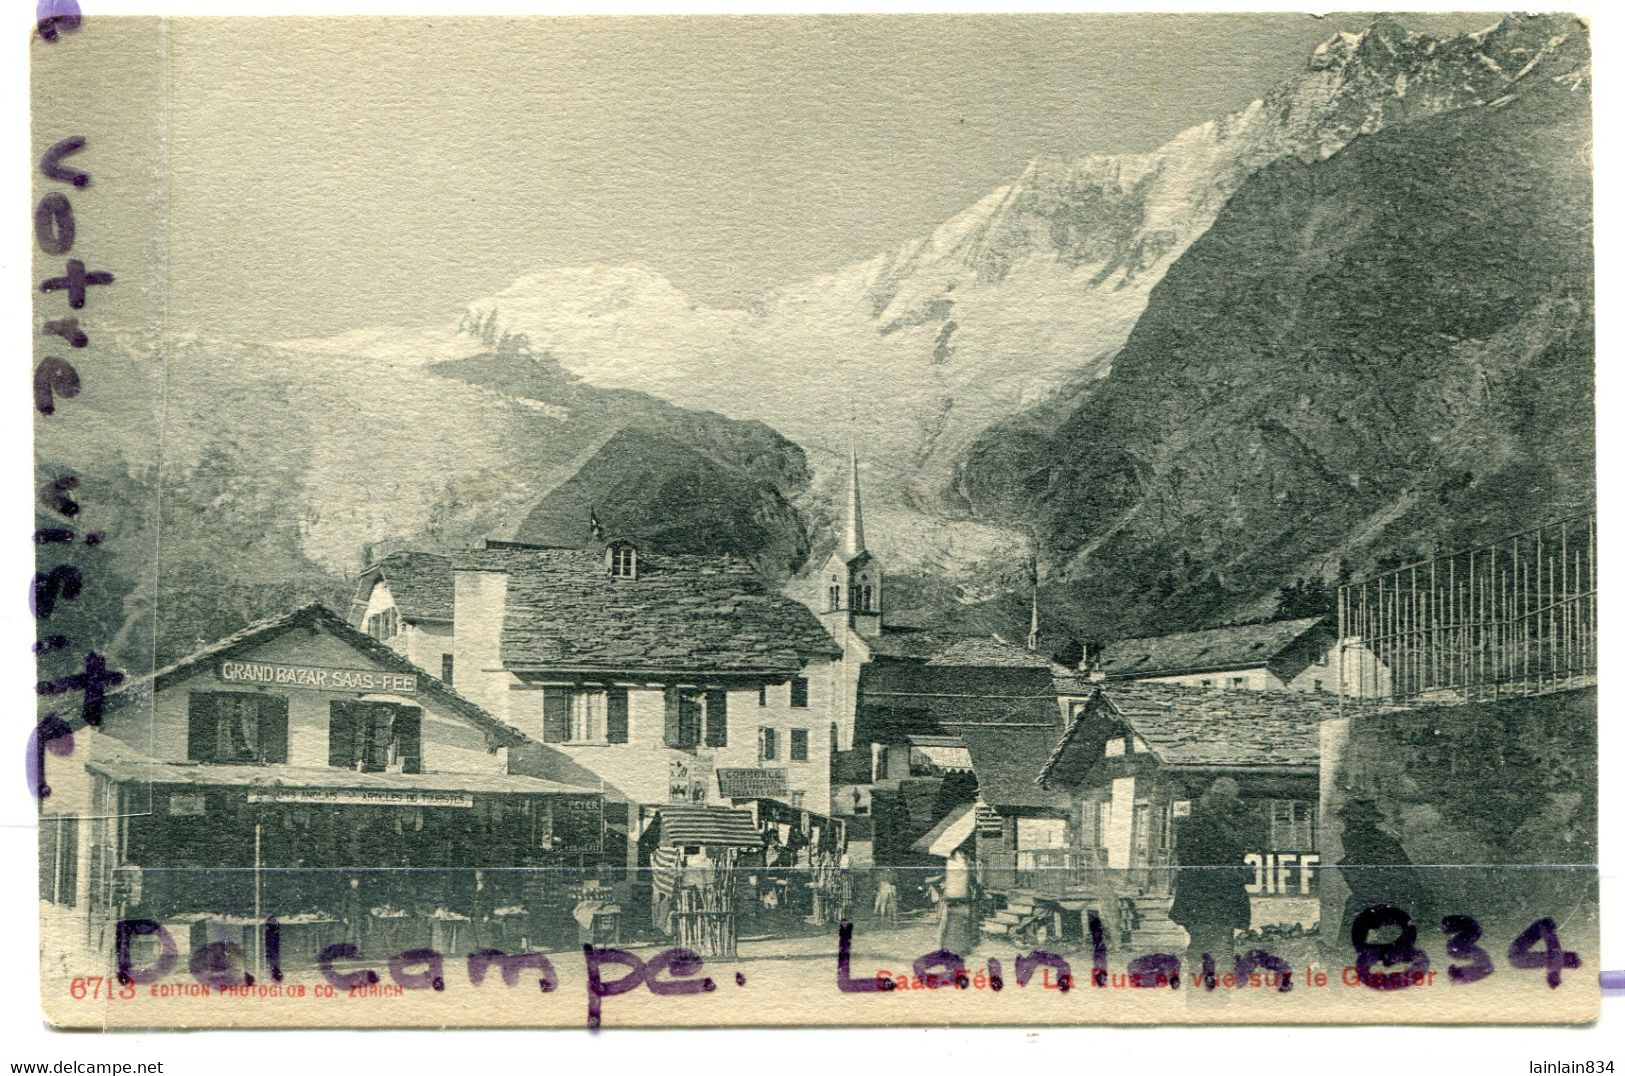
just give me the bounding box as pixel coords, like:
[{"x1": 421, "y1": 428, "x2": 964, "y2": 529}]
[{"x1": 219, "y1": 659, "x2": 418, "y2": 695}]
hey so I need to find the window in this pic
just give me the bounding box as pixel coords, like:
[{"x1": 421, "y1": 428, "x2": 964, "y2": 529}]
[
  {"x1": 571, "y1": 690, "x2": 608, "y2": 743},
  {"x1": 789, "y1": 676, "x2": 809, "y2": 708},
  {"x1": 856, "y1": 576, "x2": 873, "y2": 613},
  {"x1": 790, "y1": 791, "x2": 805, "y2": 808},
  {"x1": 188, "y1": 692, "x2": 289, "y2": 764},
  {"x1": 1229, "y1": 676, "x2": 1246, "y2": 690},
  {"x1": 1077, "y1": 801, "x2": 1098, "y2": 847},
  {"x1": 329, "y1": 701, "x2": 421, "y2": 772},
  {"x1": 546, "y1": 687, "x2": 630, "y2": 745},
  {"x1": 790, "y1": 728, "x2": 809, "y2": 762},
  {"x1": 1313, "y1": 679, "x2": 1324, "y2": 693},
  {"x1": 366, "y1": 609, "x2": 399, "y2": 640},
  {"x1": 441, "y1": 653, "x2": 454, "y2": 685},
  {"x1": 1266, "y1": 799, "x2": 1316, "y2": 851},
  {"x1": 830, "y1": 721, "x2": 840, "y2": 754},
  {"x1": 1200, "y1": 679, "x2": 1214, "y2": 689},
  {"x1": 607, "y1": 541, "x2": 637, "y2": 579},
  {"x1": 679, "y1": 692, "x2": 704, "y2": 748},
  {"x1": 758, "y1": 684, "x2": 768, "y2": 707},
  {"x1": 758, "y1": 726, "x2": 778, "y2": 762},
  {"x1": 827, "y1": 577, "x2": 841, "y2": 611},
  {"x1": 38, "y1": 815, "x2": 77, "y2": 906}
]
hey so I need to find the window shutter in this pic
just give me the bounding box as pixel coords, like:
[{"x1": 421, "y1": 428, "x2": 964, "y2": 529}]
[
  {"x1": 328, "y1": 702, "x2": 358, "y2": 769},
  {"x1": 704, "y1": 689, "x2": 728, "y2": 747},
  {"x1": 258, "y1": 695, "x2": 289, "y2": 764},
  {"x1": 187, "y1": 694, "x2": 218, "y2": 762},
  {"x1": 542, "y1": 687, "x2": 570, "y2": 743},
  {"x1": 663, "y1": 688, "x2": 681, "y2": 747},
  {"x1": 394, "y1": 708, "x2": 422, "y2": 773},
  {"x1": 362, "y1": 708, "x2": 392, "y2": 772},
  {"x1": 607, "y1": 688, "x2": 629, "y2": 744}
]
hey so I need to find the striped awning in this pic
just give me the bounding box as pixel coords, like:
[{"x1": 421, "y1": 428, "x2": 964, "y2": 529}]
[{"x1": 652, "y1": 803, "x2": 764, "y2": 848}]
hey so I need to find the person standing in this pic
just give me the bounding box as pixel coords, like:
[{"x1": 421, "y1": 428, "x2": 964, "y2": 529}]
[
  {"x1": 938, "y1": 846, "x2": 977, "y2": 954},
  {"x1": 1168, "y1": 779, "x2": 1253, "y2": 992},
  {"x1": 873, "y1": 866, "x2": 899, "y2": 925},
  {"x1": 1336, "y1": 798, "x2": 1428, "y2": 949}
]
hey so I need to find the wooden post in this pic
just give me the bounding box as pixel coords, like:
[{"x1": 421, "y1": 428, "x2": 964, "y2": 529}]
[{"x1": 254, "y1": 820, "x2": 264, "y2": 980}]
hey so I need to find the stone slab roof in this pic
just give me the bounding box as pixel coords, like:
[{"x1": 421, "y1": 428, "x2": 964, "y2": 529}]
[
  {"x1": 453, "y1": 546, "x2": 840, "y2": 674},
  {"x1": 1039, "y1": 681, "x2": 1336, "y2": 785},
  {"x1": 352, "y1": 551, "x2": 456, "y2": 624},
  {"x1": 1096, "y1": 616, "x2": 1328, "y2": 679}
]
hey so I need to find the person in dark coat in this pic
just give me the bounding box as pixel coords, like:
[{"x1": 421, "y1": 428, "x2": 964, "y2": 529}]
[
  {"x1": 1168, "y1": 778, "x2": 1253, "y2": 988},
  {"x1": 1336, "y1": 798, "x2": 1429, "y2": 949}
]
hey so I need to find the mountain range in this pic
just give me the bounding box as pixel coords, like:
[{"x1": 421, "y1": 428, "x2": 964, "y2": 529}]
[
  {"x1": 280, "y1": 15, "x2": 1591, "y2": 584},
  {"x1": 44, "y1": 14, "x2": 1594, "y2": 671}
]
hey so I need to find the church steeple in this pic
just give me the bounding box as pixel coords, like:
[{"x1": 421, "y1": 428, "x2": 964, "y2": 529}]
[
  {"x1": 842, "y1": 447, "x2": 866, "y2": 560},
  {"x1": 819, "y1": 445, "x2": 883, "y2": 640}
]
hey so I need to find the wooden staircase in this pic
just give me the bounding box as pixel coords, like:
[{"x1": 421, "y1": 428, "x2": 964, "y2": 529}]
[
  {"x1": 1120, "y1": 894, "x2": 1188, "y2": 950},
  {"x1": 980, "y1": 892, "x2": 1052, "y2": 946}
]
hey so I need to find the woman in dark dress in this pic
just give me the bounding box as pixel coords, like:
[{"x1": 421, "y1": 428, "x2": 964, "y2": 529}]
[
  {"x1": 1336, "y1": 798, "x2": 1429, "y2": 948},
  {"x1": 1168, "y1": 779, "x2": 1253, "y2": 988}
]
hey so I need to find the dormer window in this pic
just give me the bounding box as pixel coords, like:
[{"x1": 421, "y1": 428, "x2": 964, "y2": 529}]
[{"x1": 606, "y1": 540, "x2": 638, "y2": 579}]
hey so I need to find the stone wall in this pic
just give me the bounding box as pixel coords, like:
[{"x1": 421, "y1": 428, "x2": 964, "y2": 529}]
[{"x1": 1319, "y1": 686, "x2": 1597, "y2": 939}]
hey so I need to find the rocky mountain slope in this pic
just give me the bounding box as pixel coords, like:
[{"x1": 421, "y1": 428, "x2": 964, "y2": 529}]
[
  {"x1": 957, "y1": 65, "x2": 1594, "y2": 641},
  {"x1": 43, "y1": 337, "x2": 814, "y2": 672}
]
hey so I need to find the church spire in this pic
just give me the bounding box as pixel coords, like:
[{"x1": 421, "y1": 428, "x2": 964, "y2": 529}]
[{"x1": 842, "y1": 446, "x2": 866, "y2": 560}]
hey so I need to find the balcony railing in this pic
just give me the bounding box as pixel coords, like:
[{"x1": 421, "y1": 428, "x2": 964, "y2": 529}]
[
  {"x1": 1338, "y1": 513, "x2": 1596, "y2": 704},
  {"x1": 980, "y1": 847, "x2": 1108, "y2": 898}
]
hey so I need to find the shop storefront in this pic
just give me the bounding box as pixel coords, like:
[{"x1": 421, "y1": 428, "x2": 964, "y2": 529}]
[
  {"x1": 60, "y1": 604, "x2": 606, "y2": 971},
  {"x1": 1033, "y1": 682, "x2": 1339, "y2": 943},
  {"x1": 87, "y1": 755, "x2": 603, "y2": 966},
  {"x1": 638, "y1": 803, "x2": 765, "y2": 957}
]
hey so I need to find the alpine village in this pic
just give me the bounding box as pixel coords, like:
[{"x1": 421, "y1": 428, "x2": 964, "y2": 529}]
[{"x1": 37, "y1": 14, "x2": 1596, "y2": 996}]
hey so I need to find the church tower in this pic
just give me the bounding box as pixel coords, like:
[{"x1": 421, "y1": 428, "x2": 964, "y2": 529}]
[{"x1": 819, "y1": 448, "x2": 883, "y2": 642}]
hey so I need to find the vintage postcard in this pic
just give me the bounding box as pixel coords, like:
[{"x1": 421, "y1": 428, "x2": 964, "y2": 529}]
[{"x1": 28, "y1": 9, "x2": 1600, "y2": 1031}]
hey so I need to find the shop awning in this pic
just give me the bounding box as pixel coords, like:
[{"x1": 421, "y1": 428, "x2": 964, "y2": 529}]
[
  {"x1": 911, "y1": 802, "x2": 978, "y2": 857},
  {"x1": 905, "y1": 733, "x2": 973, "y2": 771},
  {"x1": 85, "y1": 749, "x2": 599, "y2": 799},
  {"x1": 741, "y1": 797, "x2": 845, "y2": 840},
  {"x1": 650, "y1": 804, "x2": 765, "y2": 848}
]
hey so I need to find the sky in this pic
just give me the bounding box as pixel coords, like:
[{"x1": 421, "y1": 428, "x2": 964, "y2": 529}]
[{"x1": 151, "y1": 12, "x2": 1507, "y2": 340}]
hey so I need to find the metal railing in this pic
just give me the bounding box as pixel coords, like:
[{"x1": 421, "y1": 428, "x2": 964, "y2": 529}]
[{"x1": 1337, "y1": 513, "x2": 1596, "y2": 704}]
